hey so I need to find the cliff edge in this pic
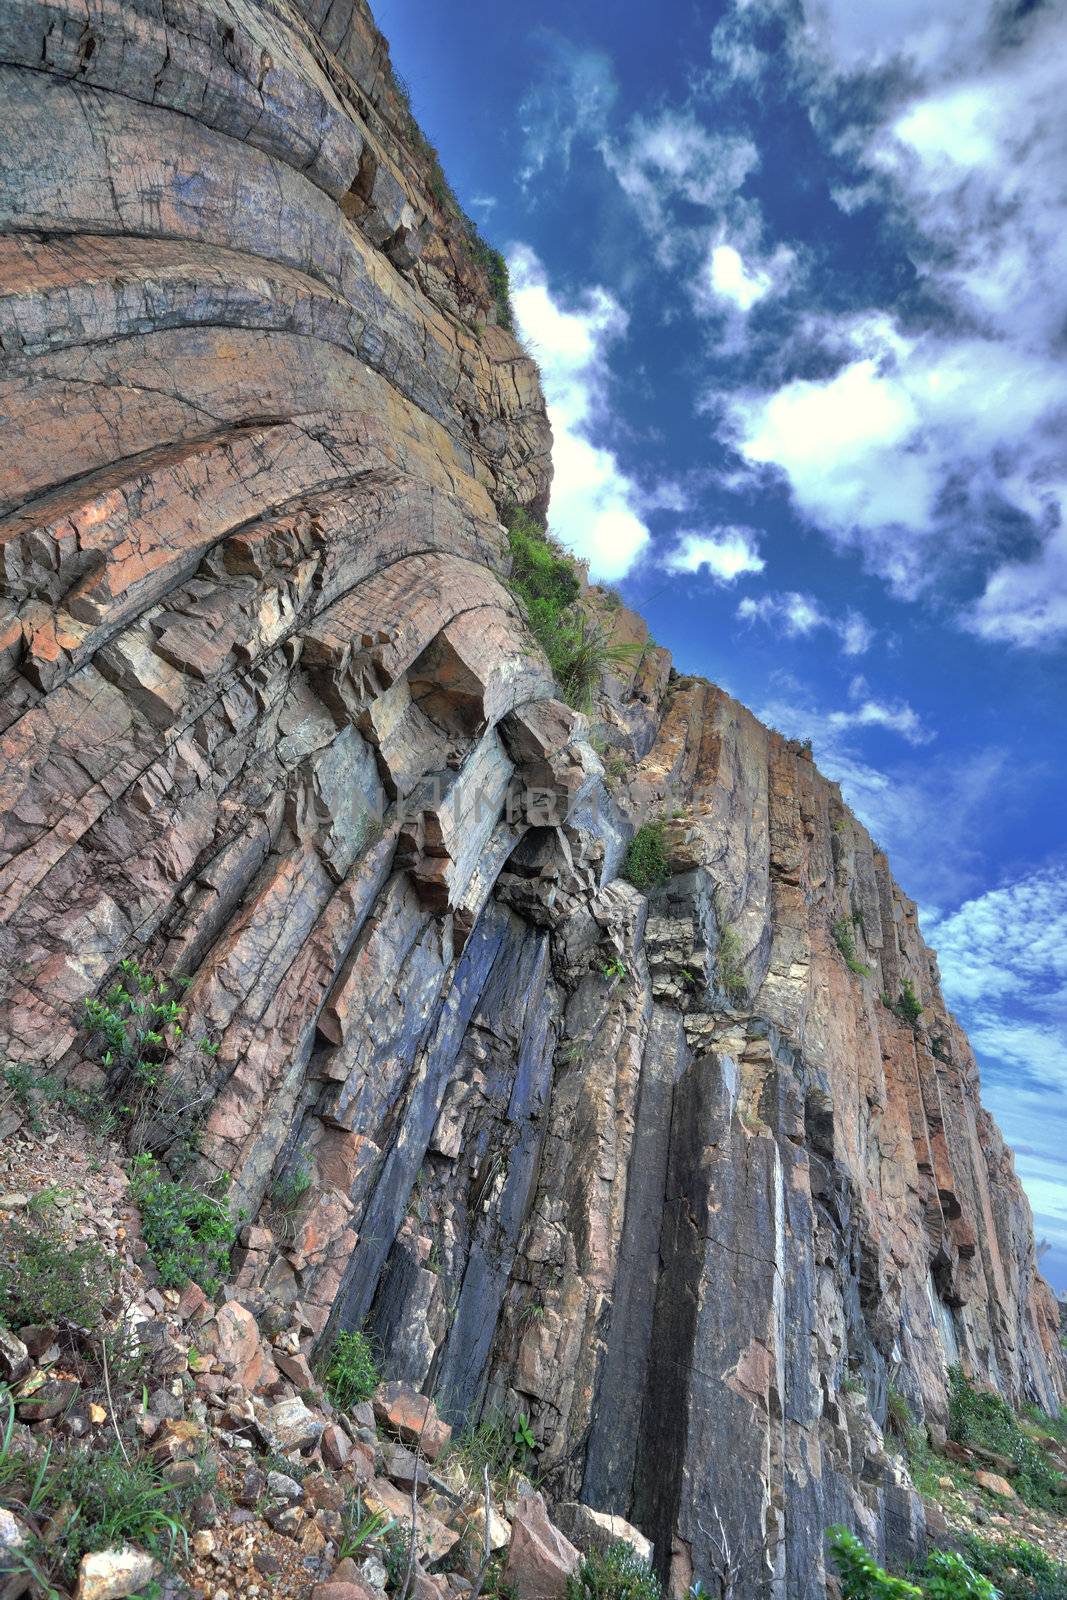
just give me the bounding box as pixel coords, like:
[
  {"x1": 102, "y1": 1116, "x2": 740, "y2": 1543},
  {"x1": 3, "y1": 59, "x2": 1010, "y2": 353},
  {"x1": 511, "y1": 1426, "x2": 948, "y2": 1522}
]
[{"x1": 0, "y1": 0, "x2": 1063, "y2": 1594}]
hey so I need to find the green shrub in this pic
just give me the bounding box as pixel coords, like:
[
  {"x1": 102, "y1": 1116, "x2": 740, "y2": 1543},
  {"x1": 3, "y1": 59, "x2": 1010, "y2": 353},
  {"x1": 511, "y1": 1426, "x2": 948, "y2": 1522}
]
[
  {"x1": 0, "y1": 1216, "x2": 111, "y2": 1329},
  {"x1": 948, "y1": 1366, "x2": 1064, "y2": 1511},
  {"x1": 2, "y1": 1063, "x2": 60, "y2": 1132},
  {"x1": 272, "y1": 1157, "x2": 312, "y2": 1214},
  {"x1": 566, "y1": 1542, "x2": 663, "y2": 1600},
  {"x1": 829, "y1": 1529, "x2": 996, "y2": 1600},
  {"x1": 128, "y1": 1154, "x2": 238, "y2": 1295},
  {"x1": 717, "y1": 923, "x2": 747, "y2": 1005},
  {"x1": 895, "y1": 980, "x2": 923, "y2": 1027},
  {"x1": 621, "y1": 822, "x2": 670, "y2": 892},
  {"x1": 446, "y1": 1408, "x2": 520, "y2": 1494},
  {"x1": 505, "y1": 510, "x2": 640, "y2": 711},
  {"x1": 324, "y1": 1330, "x2": 380, "y2": 1411},
  {"x1": 832, "y1": 915, "x2": 871, "y2": 977},
  {"x1": 962, "y1": 1533, "x2": 1067, "y2": 1599},
  {"x1": 0, "y1": 1424, "x2": 191, "y2": 1588}
]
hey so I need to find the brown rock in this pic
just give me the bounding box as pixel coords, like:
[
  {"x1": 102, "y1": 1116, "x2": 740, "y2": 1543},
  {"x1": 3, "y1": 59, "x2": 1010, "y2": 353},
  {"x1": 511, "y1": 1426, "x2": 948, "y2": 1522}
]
[
  {"x1": 16, "y1": 1377, "x2": 79, "y2": 1421},
  {"x1": 321, "y1": 1422, "x2": 352, "y2": 1469},
  {"x1": 503, "y1": 1494, "x2": 580, "y2": 1600},
  {"x1": 199, "y1": 1302, "x2": 263, "y2": 1390},
  {"x1": 975, "y1": 1470, "x2": 1016, "y2": 1499},
  {"x1": 149, "y1": 1419, "x2": 206, "y2": 1463},
  {"x1": 372, "y1": 1383, "x2": 451, "y2": 1461}
]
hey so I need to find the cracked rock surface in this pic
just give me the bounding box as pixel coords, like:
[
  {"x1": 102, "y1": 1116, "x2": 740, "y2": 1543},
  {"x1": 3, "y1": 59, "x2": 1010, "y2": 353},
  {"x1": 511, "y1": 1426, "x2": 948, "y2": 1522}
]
[{"x1": 1, "y1": 0, "x2": 1064, "y2": 1595}]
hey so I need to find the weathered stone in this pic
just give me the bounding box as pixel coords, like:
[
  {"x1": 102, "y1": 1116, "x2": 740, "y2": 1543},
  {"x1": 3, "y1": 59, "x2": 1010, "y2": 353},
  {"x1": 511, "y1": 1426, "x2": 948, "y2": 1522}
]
[
  {"x1": 321, "y1": 1422, "x2": 352, "y2": 1469},
  {"x1": 0, "y1": 1328, "x2": 29, "y2": 1383},
  {"x1": 503, "y1": 1494, "x2": 580, "y2": 1600},
  {"x1": 0, "y1": 1, "x2": 1063, "y2": 1595},
  {"x1": 555, "y1": 1505, "x2": 652, "y2": 1567},
  {"x1": 975, "y1": 1470, "x2": 1016, "y2": 1499},
  {"x1": 372, "y1": 1384, "x2": 451, "y2": 1461},
  {"x1": 16, "y1": 1377, "x2": 79, "y2": 1421},
  {"x1": 74, "y1": 1547, "x2": 163, "y2": 1600},
  {"x1": 199, "y1": 1303, "x2": 263, "y2": 1390}
]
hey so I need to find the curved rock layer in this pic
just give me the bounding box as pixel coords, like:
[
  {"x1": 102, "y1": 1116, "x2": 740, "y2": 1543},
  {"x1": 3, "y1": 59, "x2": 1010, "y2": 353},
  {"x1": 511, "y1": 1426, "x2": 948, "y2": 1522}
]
[{"x1": 0, "y1": 1, "x2": 1062, "y2": 1595}]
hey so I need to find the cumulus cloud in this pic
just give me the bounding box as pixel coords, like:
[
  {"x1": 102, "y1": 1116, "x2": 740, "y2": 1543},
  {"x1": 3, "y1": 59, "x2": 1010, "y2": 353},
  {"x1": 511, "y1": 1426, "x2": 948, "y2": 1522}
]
[
  {"x1": 509, "y1": 245, "x2": 650, "y2": 580},
  {"x1": 706, "y1": 0, "x2": 1067, "y2": 641},
  {"x1": 664, "y1": 527, "x2": 765, "y2": 582},
  {"x1": 727, "y1": 304, "x2": 1066, "y2": 601},
  {"x1": 737, "y1": 591, "x2": 873, "y2": 654}
]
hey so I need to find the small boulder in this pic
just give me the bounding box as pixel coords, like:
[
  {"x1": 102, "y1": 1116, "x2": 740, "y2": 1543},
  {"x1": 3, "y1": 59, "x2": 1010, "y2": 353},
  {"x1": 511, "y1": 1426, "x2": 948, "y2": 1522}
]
[
  {"x1": 503, "y1": 1493, "x2": 580, "y2": 1600},
  {"x1": 311, "y1": 1553, "x2": 378, "y2": 1600},
  {"x1": 975, "y1": 1470, "x2": 1015, "y2": 1499},
  {"x1": 267, "y1": 1470, "x2": 305, "y2": 1502},
  {"x1": 373, "y1": 1383, "x2": 451, "y2": 1461},
  {"x1": 149, "y1": 1419, "x2": 205, "y2": 1464},
  {"x1": 199, "y1": 1301, "x2": 263, "y2": 1390},
  {"x1": 264, "y1": 1396, "x2": 324, "y2": 1452},
  {"x1": 0, "y1": 1329, "x2": 29, "y2": 1384},
  {"x1": 74, "y1": 1546, "x2": 163, "y2": 1600},
  {"x1": 321, "y1": 1423, "x2": 352, "y2": 1470},
  {"x1": 555, "y1": 1504, "x2": 652, "y2": 1567},
  {"x1": 17, "y1": 1377, "x2": 79, "y2": 1421}
]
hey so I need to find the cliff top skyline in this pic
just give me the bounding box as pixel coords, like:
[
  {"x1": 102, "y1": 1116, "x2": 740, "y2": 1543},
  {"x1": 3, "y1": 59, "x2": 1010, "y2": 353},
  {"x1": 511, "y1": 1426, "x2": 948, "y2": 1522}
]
[{"x1": 379, "y1": 0, "x2": 1067, "y2": 1288}]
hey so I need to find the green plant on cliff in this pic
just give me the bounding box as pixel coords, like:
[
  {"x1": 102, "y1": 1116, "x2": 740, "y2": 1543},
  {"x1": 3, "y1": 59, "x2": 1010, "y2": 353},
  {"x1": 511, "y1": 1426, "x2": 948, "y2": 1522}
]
[
  {"x1": 894, "y1": 979, "x2": 923, "y2": 1028},
  {"x1": 717, "y1": 922, "x2": 747, "y2": 1005},
  {"x1": 621, "y1": 821, "x2": 670, "y2": 892},
  {"x1": 324, "y1": 1329, "x2": 380, "y2": 1411},
  {"x1": 128, "y1": 1153, "x2": 238, "y2": 1295},
  {"x1": 504, "y1": 509, "x2": 641, "y2": 711},
  {"x1": 567, "y1": 1542, "x2": 662, "y2": 1600},
  {"x1": 833, "y1": 914, "x2": 871, "y2": 978},
  {"x1": 947, "y1": 1366, "x2": 1064, "y2": 1510}
]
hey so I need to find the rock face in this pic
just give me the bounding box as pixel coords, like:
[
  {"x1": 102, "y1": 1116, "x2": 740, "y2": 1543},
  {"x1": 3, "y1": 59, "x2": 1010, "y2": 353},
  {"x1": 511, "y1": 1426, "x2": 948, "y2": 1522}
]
[{"x1": 0, "y1": 0, "x2": 1063, "y2": 1596}]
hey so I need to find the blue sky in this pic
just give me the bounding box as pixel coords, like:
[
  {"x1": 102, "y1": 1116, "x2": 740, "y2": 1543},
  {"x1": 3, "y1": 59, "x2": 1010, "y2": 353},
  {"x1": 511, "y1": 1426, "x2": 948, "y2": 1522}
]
[{"x1": 377, "y1": 0, "x2": 1067, "y2": 1287}]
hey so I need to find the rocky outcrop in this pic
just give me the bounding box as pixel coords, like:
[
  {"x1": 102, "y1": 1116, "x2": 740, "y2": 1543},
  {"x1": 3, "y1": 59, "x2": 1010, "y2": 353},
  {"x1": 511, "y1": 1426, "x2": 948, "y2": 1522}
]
[{"x1": 0, "y1": 1, "x2": 1062, "y2": 1596}]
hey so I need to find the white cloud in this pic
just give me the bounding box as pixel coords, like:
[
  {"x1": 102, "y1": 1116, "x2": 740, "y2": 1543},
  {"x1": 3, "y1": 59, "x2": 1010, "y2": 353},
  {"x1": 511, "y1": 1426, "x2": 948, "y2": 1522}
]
[
  {"x1": 518, "y1": 37, "x2": 618, "y2": 188},
  {"x1": 727, "y1": 323, "x2": 1066, "y2": 600},
  {"x1": 704, "y1": 243, "x2": 771, "y2": 310},
  {"x1": 966, "y1": 515, "x2": 1067, "y2": 650},
  {"x1": 509, "y1": 245, "x2": 650, "y2": 581},
  {"x1": 706, "y1": 0, "x2": 1067, "y2": 641},
  {"x1": 601, "y1": 111, "x2": 760, "y2": 266},
  {"x1": 664, "y1": 527, "x2": 765, "y2": 582},
  {"x1": 738, "y1": 591, "x2": 874, "y2": 654},
  {"x1": 600, "y1": 107, "x2": 796, "y2": 325}
]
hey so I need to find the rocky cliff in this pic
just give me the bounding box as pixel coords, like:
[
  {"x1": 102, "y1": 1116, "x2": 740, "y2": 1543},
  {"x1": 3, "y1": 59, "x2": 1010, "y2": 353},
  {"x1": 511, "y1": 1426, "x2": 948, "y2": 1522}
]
[{"x1": 1, "y1": 0, "x2": 1063, "y2": 1594}]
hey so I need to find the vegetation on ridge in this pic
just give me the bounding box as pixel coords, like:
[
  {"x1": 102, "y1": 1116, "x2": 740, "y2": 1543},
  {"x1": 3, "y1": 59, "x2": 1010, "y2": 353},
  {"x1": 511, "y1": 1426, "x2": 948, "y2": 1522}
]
[{"x1": 505, "y1": 507, "x2": 643, "y2": 710}]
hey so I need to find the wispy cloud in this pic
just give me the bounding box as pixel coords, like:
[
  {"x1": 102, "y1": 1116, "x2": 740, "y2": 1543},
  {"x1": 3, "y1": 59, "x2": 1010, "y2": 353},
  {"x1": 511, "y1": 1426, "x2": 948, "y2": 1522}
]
[
  {"x1": 664, "y1": 527, "x2": 765, "y2": 582},
  {"x1": 737, "y1": 590, "x2": 873, "y2": 654},
  {"x1": 518, "y1": 35, "x2": 618, "y2": 188},
  {"x1": 509, "y1": 245, "x2": 650, "y2": 580}
]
